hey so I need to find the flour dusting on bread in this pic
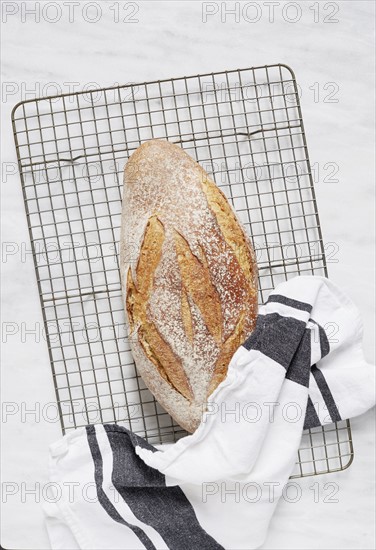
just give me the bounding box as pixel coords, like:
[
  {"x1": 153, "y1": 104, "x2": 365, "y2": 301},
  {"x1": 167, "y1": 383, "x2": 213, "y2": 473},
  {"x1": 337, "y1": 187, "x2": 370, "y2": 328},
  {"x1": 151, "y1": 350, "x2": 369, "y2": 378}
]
[{"x1": 120, "y1": 140, "x2": 258, "y2": 432}]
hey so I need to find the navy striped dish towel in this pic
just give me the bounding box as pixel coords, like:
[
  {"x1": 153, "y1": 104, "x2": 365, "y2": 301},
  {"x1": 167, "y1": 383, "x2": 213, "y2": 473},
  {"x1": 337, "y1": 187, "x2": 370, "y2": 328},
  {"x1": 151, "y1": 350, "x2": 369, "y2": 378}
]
[{"x1": 43, "y1": 276, "x2": 375, "y2": 550}]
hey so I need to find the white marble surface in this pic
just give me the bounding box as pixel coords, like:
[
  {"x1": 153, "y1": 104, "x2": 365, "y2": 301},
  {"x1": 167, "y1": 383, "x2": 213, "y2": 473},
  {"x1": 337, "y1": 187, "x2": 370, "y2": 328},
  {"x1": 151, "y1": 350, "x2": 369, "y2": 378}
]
[{"x1": 1, "y1": 1, "x2": 375, "y2": 548}]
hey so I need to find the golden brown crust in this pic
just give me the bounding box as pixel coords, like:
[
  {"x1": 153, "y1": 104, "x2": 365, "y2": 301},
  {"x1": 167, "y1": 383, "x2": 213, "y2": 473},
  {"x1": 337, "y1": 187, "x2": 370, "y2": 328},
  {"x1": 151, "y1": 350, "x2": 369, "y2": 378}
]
[
  {"x1": 138, "y1": 322, "x2": 194, "y2": 402},
  {"x1": 199, "y1": 173, "x2": 258, "y2": 391},
  {"x1": 181, "y1": 287, "x2": 194, "y2": 344},
  {"x1": 135, "y1": 215, "x2": 165, "y2": 295},
  {"x1": 173, "y1": 229, "x2": 222, "y2": 345},
  {"x1": 207, "y1": 311, "x2": 246, "y2": 397},
  {"x1": 201, "y1": 175, "x2": 257, "y2": 286},
  {"x1": 125, "y1": 218, "x2": 194, "y2": 402},
  {"x1": 121, "y1": 139, "x2": 258, "y2": 432}
]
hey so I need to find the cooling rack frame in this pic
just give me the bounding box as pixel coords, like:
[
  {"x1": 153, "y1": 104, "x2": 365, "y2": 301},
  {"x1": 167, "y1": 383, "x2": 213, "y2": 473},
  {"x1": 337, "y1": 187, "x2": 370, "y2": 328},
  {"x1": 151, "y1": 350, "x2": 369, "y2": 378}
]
[{"x1": 12, "y1": 63, "x2": 354, "y2": 478}]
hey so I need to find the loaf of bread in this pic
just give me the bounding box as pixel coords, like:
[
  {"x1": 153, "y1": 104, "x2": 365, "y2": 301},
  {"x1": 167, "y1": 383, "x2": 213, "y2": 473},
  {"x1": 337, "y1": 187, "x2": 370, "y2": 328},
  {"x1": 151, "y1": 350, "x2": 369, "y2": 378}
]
[{"x1": 120, "y1": 140, "x2": 258, "y2": 432}]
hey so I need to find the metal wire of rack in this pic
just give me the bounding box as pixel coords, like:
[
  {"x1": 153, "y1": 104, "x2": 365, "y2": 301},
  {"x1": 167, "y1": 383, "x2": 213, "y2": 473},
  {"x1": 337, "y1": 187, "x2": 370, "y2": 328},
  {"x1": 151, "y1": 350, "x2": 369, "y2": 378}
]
[{"x1": 12, "y1": 64, "x2": 353, "y2": 478}]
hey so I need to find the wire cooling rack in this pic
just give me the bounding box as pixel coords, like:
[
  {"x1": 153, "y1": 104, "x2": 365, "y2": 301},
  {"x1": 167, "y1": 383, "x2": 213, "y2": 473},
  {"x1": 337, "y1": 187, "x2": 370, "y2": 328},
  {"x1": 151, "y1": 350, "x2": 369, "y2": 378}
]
[{"x1": 12, "y1": 64, "x2": 353, "y2": 478}]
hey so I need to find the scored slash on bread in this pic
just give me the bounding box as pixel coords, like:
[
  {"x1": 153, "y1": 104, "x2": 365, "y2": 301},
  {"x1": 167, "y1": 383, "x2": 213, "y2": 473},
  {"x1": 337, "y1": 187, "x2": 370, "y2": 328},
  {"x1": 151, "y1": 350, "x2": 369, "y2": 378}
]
[
  {"x1": 173, "y1": 230, "x2": 223, "y2": 345},
  {"x1": 126, "y1": 217, "x2": 194, "y2": 402},
  {"x1": 120, "y1": 139, "x2": 258, "y2": 432}
]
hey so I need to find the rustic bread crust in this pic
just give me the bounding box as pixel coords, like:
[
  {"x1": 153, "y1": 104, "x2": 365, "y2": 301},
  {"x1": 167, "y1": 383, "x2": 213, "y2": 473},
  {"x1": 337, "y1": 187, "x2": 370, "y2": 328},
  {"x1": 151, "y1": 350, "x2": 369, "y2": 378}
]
[{"x1": 120, "y1": 140, "x2": 258, "y2": 432}]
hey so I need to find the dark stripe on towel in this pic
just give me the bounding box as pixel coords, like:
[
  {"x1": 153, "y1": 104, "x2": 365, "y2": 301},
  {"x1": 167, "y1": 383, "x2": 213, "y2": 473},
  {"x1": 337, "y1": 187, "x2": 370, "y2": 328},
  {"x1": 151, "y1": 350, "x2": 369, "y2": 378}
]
[
  {"x1": 103, "y1": 424, "x2": 224, "y2": 550},
  {"x1": 309, "y1": 319, "x2": 330, "y2": 359},
  {"x1": 286, "y1": 328, "x2": 311, "y2": 387},
  {"x1": 311, "y1": 365, "x2": 341, "y2": 423},
  {"x1": 266, "y1": 294, "x2": 312, "y2": 313},
  {"x1": 303, "y1": 397, "x2": 321, "y2": 430},
  {"x1": 85, "y1": 425, "x2": 156, "y2": 550},
  {"x1": 243, "y1": 313, "x2": 306, "y2": 370}
]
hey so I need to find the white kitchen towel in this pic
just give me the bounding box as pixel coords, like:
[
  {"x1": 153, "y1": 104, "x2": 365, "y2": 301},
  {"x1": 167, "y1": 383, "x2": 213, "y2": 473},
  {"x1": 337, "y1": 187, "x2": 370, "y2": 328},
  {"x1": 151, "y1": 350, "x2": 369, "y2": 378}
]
[{"x1": 44, "y1": 276, "x2": 375, "y2": 550}]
